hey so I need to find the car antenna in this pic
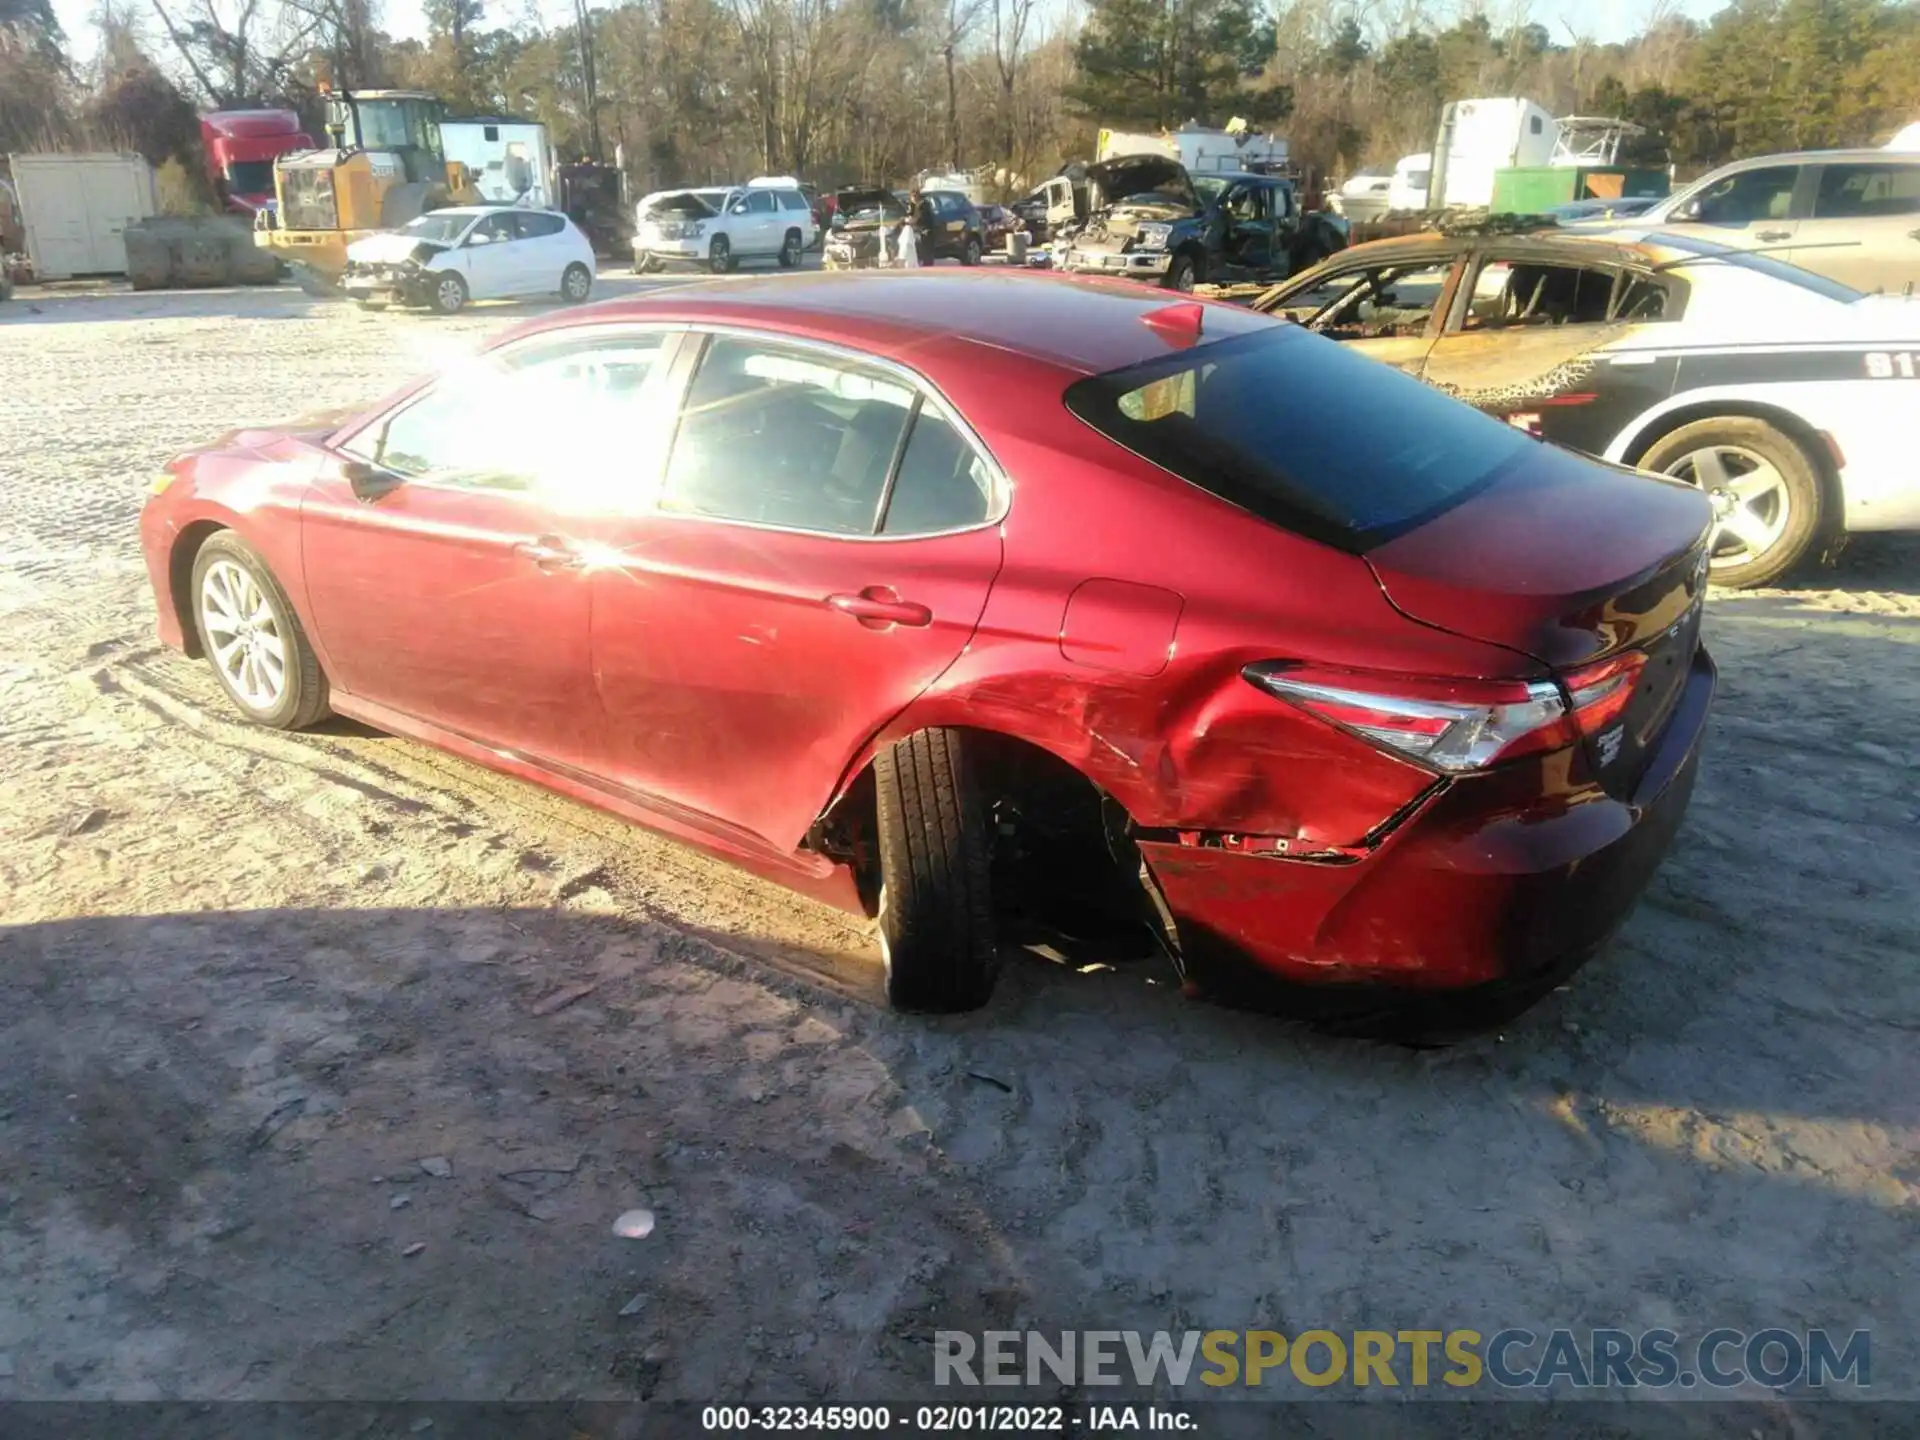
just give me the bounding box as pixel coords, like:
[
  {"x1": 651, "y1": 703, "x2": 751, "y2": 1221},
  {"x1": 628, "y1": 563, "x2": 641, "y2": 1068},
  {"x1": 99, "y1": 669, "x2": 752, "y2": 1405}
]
[
  {"x1": 1141, "y1": 300, "x2": 1205, "y2": 345},
  {"x1": 1647, "y1": 240, "x2": 1860, "y2": 273}
]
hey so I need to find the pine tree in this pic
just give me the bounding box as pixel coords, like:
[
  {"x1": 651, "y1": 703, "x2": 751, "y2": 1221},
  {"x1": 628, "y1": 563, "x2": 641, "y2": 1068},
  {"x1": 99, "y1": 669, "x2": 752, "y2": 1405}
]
[{"x1": 1068, "y1": 0, "x2": 1289, "y2": 131}]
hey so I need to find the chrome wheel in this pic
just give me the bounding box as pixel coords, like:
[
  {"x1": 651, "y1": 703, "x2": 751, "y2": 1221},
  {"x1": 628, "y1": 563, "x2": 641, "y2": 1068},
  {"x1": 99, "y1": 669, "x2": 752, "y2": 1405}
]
[
  {"x1": 1663, "y1": 442, "x2": 1792, "y2": 572},
  {"x1": 199, "y1": 558, "x2": 286, "y2": 712}
]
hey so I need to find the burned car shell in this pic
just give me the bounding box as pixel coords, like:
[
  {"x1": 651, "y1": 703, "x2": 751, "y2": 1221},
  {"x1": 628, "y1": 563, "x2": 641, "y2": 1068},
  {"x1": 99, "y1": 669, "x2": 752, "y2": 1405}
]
[
  {"x1": 1055, "y1": 158, "x2": 1349, "y2": 291},
  {"x1": 1251, "y1": 226, "x2": 1920, "y2": 583}
]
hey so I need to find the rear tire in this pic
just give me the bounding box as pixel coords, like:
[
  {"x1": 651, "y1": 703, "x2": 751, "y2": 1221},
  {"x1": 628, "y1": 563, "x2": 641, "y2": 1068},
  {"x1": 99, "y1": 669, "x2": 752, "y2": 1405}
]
[
  {"x1": 1638, "y1": 416, "x2": 1824, "y2": 588},
  {"x1": 778, "y1": 229, "x2": 802, "y2": 268},
  {"x1": 189, "y1": 531, "x2": 331, "y2": 731},
  {"x1": 560, "y1": 261, "x2": 593, "y2": 302},
  {"x1": 873, "y1": 729, "x2": 998, "y2": 1013}
]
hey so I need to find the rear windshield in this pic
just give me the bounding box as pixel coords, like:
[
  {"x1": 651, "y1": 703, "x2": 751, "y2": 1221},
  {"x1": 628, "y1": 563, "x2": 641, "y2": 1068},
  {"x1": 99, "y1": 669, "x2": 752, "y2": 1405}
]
[{"x1": 1063, "y1": 325, "x2": 1537, "y2": 551}]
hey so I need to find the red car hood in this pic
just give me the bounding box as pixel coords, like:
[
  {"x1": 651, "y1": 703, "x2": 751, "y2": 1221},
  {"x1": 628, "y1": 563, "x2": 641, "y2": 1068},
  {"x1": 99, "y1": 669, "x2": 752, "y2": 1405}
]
[{"x1": 190, "y1": 405, "x2": 362, "y2": 460}]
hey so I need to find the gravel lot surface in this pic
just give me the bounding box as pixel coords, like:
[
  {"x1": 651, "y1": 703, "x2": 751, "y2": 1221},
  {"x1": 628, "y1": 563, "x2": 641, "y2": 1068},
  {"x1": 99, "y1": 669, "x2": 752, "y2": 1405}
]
[{"x1": 1, "y1": 277, "x2": 1916, "y2": 1432}]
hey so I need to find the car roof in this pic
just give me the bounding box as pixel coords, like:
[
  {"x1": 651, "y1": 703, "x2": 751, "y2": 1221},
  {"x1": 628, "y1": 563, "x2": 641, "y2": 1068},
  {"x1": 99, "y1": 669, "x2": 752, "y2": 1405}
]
[
  {"x1": 1317, "y1": 228, "x2": 1666, "y2": 270},
  {"x1": 491, "y1": 270, "x2": 1279, "y2": 379},
  {"x1": 428, "y1": 204, "x2": 565, "y2": 219},
  {"x1": 1698, "y1": 147, "x2": 1918, "y2": 169}
]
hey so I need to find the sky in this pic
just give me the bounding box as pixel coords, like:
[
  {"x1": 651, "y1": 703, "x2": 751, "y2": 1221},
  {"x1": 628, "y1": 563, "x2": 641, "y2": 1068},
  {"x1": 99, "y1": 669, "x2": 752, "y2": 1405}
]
[{"x1": 53, "y1": 0, "x2": 1728, "y2": 72}]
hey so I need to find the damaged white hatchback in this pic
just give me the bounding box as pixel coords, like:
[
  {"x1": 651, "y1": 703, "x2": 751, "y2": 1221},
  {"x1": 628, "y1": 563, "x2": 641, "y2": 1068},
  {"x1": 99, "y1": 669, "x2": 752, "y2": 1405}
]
[{"x1": 342, "y1": 205, "x2": 597, "y2": 315}]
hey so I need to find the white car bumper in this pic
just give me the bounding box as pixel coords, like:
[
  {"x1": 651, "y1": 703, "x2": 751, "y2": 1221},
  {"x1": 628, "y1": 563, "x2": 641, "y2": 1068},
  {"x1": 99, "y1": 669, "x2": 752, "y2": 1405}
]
[
  {"x1": 635, "y1": 235, "x2": 710, "y2": 261},
  {"x1": 1057, "y1": 247, "x2": 1171, "y2": 279}
]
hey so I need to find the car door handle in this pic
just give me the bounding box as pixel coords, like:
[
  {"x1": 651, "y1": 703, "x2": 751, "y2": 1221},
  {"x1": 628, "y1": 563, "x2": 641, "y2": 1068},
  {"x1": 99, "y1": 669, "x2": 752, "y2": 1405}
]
[
  {"x1": 827, "y1": 588, "x2": 932, "y2": 628},
  {"x1": 512, "y1": 536, "x2": 584, "y2": 571},
  {"x1": 1755, "y1": 229, "x2": 1792, "y2": 242}
]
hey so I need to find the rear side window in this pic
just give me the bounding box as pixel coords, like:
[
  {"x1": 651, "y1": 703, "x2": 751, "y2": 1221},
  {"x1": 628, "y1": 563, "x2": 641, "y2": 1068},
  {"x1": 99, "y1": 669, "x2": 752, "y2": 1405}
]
[
  {"x1": 779, "y1": 190, "x2": 809, "y2": 212},
  {"x1": 514, "y1": 212, "x2": 566, "y2": 238},
  {"x1": 1814, "y1": 163, "x2": 1920, "y2": 218},
  {"x1": 881, "y1": 408, "x2": 994, "y2": 534},
  {"x1": 1063, "y1": 326, "x2": 1536, "y2": 551}
]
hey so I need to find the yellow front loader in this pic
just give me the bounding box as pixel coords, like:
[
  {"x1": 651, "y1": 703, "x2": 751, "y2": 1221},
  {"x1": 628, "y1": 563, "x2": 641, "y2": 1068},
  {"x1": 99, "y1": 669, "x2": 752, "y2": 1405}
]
[{"x1": 255, "y1": 87, "x2": 480, "y2": 291}]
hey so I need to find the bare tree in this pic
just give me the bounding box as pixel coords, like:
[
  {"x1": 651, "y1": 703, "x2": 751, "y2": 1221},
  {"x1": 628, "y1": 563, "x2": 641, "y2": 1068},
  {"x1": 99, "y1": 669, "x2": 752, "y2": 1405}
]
[
  {"x1": 574, "y1": 0, "x2": 600, "y2": 157},
  {"x1": 988, "y1": 0, "x2": 1032, "y2": 167},
  {"x1": 150, "y1": 0, "x2": 322, "y2": 104}
]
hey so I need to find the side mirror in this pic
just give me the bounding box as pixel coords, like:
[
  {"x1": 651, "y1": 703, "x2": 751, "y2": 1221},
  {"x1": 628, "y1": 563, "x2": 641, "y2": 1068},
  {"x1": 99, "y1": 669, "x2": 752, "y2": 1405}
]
[
  {"x1": 343, "y1": 457, "x2": 403, "y2": 501},
  {"x1": 1671, "y1": 198, "x2": 1703, "y2": 223}
]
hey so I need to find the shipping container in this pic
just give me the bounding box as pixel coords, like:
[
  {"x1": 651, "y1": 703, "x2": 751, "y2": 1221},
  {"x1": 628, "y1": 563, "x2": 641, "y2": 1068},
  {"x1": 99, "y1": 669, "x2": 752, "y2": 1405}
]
[
  {"x1": 7, "y1": 153, "x2": 156, "y2": 279},
  {"x1": 1491, "y1": 165, "x2": 1671, "y2": 214}
]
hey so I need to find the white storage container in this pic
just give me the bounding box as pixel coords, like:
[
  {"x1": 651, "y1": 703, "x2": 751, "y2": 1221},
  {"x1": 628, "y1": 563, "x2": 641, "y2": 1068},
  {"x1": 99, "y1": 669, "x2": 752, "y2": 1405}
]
[{"x1": 7, "y1": 152, "x2": 156, "y2": 279}]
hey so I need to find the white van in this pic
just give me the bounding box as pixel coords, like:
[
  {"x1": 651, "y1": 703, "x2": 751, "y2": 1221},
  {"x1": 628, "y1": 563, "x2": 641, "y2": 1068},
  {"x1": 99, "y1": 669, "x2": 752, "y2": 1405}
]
[{"x1": 1386, "y1": 152, "x2": 1431, "y2": 212}]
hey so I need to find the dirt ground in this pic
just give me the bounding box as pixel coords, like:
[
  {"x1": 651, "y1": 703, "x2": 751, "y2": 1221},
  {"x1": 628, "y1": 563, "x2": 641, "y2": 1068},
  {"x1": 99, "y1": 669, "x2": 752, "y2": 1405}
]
[{"x1": 1, "y1": 279, "x2": 1916, "y2": 1427}]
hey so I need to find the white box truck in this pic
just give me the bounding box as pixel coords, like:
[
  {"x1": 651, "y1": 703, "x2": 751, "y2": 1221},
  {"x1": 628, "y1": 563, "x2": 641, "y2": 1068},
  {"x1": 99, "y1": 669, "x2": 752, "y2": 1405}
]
[
  {"x1": 1425, "y1": 98, "x2": 1558, "y2": 209},
  {"x1": 6, "y1": 152, "x2": 156, "y2": 279}
]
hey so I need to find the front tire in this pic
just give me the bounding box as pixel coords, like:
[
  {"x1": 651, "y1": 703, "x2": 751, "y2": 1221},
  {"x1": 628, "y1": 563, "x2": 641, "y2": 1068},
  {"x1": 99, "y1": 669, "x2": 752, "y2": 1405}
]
[
  {"x1": 778, "y1": 229, "x2": 802, "y2": 268},
  {"x1": 634, "y1": 254, "x2": 660, "y2": 275},
  {"x1": 561, "y1": 261, "x2": 593, "y2": 302},
  {"x1": 429, "y1": 271, "x2": 468, "y2": 315},
  {"x1": 961, "y1": 235, "x2": 982, "y2": 267},
  {"x1": 190, "y1": 532, "x2": 331, "y2": 730},
  {"x1": 709, "y1": 234, "x2": 733, "y2": 274},
  {"x1": 873, "y1": 729, "x2": 997, "y2": 1013},
  {"x1": 1638, "y1": 416, "x2": 1824, "y2": 588},
  {"x1": 1165, "y1": 252, "x2": 1198, "y2": 291}
]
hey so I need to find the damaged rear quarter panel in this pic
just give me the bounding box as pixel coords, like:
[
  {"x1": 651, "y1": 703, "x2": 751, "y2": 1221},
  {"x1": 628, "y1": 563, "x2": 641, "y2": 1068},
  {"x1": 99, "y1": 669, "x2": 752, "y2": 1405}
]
[{"x1": 843, "y1": 350, "x2": 1537, "y2": 851}]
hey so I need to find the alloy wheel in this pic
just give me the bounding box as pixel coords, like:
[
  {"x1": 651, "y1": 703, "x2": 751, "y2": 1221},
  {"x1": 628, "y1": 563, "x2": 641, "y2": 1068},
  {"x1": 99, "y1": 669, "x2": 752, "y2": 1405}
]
[
  {"x1": 199, "y1": 558, "x2": 287, "y2": 712},
  {"x1": 1664, "y1": 442, "x2": 1792, "y2": 570},
  {"x1": 564, "y1": 265, "x2": 591, "y2": 300},
  {"x1": 436, "y1": 276, "x2": 464, "y2": 312}
]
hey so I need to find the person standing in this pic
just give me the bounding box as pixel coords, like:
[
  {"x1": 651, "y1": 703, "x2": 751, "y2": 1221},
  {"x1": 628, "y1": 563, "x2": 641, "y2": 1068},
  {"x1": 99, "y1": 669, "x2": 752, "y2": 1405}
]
[{"x1": 894, "y1": 188, "x2": 925, "y2": 268}]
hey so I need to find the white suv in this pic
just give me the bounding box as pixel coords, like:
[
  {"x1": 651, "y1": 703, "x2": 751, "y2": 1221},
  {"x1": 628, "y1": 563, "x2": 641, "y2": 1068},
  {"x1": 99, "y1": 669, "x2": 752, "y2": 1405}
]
[{"x1": 633, "y1": 178, "x2": 817, "y2": 274}]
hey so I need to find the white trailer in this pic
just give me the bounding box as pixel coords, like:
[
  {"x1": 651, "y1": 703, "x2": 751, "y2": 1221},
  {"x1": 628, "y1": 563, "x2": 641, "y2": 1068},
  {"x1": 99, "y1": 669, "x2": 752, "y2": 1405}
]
[
  {"x1": 1096, "y1": 122, "x2": 1290, "y2": 175},
  {"x1": 1425, "y1": 98, "x2": 1558, "y2": 209},
  {"x1": 441, "y1": 119, "x2": 554, "y2": 209},
  {"x1": 6, "y1": 152, "x2": 155, "y2": 279}
]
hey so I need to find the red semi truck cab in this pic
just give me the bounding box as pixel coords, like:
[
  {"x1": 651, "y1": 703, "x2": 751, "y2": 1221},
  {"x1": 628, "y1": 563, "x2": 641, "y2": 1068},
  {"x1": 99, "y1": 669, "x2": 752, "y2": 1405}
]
[{"x1": 200, "y1": 110, "x2": 315, "y2": 215}]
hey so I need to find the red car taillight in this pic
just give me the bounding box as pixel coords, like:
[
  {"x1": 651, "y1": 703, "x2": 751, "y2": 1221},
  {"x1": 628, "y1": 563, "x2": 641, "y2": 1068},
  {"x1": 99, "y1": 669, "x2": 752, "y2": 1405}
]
[{"x1": 1243, "y1": 654, "x2": 1645, "y2": 774}]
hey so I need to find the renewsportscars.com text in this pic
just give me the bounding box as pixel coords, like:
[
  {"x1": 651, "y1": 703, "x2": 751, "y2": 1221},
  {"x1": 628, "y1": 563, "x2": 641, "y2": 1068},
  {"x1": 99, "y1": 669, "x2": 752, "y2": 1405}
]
[{"x1": 933, "y1": 1328, "x2": 1871, "y2": 1391}]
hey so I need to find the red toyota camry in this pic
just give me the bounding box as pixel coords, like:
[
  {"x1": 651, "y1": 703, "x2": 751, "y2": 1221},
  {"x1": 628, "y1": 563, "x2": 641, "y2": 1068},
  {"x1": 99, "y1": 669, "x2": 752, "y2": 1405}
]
[{"x1": 140, "y1": 271, "x2": 1716, "y2": 1037}]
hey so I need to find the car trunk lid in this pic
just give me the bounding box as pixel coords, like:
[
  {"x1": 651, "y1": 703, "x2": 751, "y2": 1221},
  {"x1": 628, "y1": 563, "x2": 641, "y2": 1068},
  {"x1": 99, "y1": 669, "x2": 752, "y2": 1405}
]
[{"x1": 1364, "y1": 442, "x2": 1713, "y2": 796}]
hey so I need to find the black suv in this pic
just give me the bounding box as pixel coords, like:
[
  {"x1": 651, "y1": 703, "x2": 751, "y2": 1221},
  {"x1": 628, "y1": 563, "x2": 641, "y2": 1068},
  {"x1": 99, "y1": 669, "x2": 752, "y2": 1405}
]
[
  {"x1": 913, "y1": 190, "x2": 986, "y2": 264},
  {"x1": 823, "y1": 186, "x2": 986, "y2": 268}
]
